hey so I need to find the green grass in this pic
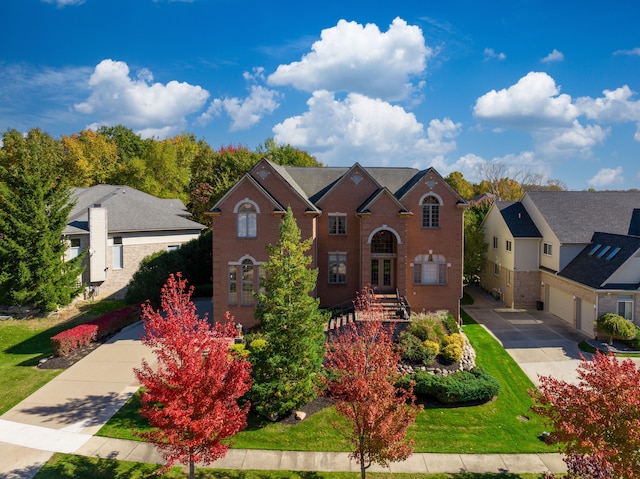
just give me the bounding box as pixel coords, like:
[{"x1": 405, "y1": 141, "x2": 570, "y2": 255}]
[
  {"x1": 34, "y1": 453, "x2": 544, "y2": 479},
  {"x1": 0, "y1": 300, "x2": 125, "y2": 414},
  {"x1": 98, "y1": 308, "x2": 553, "y2": 454}
]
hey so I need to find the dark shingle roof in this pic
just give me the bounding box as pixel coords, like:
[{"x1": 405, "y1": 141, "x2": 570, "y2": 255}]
[
  {"x1": 497, "y1": 202, "x2": 541, "y2": 238},
  {"x1": 558, "y1": 232, "x2": 640, "y2": 289},
  {"x1": 64, "y1": 185, "x2": 205, "y2": 235},
  {"x1": 526, "y1": 190, "x2": 640, "y2": 243}
]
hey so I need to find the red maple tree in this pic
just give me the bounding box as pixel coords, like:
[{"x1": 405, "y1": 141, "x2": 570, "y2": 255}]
[
  {"x1": 323, "y1": 290, "x2": 421, "y2": 479},
  {"x1": 531, "y1": 351, "x2": 640, "y2": 479},
  {"x1": 134, "y1": 273, "x2": 252, "y2": 479}
]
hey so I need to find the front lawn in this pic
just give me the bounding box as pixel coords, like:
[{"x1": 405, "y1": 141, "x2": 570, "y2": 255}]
[
  {"x1": 34, "y1": 453, "x2": 545, "y2": 479},
  {"x1": 0, "y1": 300, "x2": 126, "y2": 414},
  {"x1": 98, "y1": 308, "x2": 552, "y2": 454}
]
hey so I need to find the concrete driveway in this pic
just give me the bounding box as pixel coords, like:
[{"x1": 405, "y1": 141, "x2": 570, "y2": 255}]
[{"x1": 463, "y1": 286, "x2": 596, "y2": 386}]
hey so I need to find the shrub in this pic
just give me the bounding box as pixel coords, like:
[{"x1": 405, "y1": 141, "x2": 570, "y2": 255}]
[
  {"x1": 88, "y1": 306, "x2": 138, "y2": 339},
  {"x1": 408, "y1": 313, "x2": 446, "y2": 342},
  {"x1": 624, "y1": 326, "x2": 640, "y2": 350},
  {"x1": 440, "y1": 312, "x2": 460, "y2": 334},
  {"x1": 441, "y1": 342, "x2": 463, "y2": 363},
  {"x1": 51, "y1": 324, "x2": 98, "y2": 356},
  {"x1": 229, "y1": 343, "x2": 249, "y2": 358},
  {"x1": 596, "y1": 313, "x2": 636, "y2": 345},
  {"x1": 248, "y1": 338, "x2": 268, "y2": 352},
  {"x1": 399, "y1": 332, "x2": 436, "y2": 365},
  {"x1": 410, "y1": 367, "x2": 500, "y2": 404}
]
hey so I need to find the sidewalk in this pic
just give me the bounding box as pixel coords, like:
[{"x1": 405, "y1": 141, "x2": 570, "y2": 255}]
[{"x1": 0, "y1": 299, "x2": 567, "y2": 478}]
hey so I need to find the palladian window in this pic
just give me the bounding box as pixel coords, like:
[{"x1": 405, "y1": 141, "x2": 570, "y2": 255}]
[{"x1": 413, "y1": 253, "x2": 447, "y2": 285}]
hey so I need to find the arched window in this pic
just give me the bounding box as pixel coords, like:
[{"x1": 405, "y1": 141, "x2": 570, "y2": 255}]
[
  {"x1": 422, "y1": 196, "x2": 440, "y2": 228},
  {"x1": 228, "y1": 257, "x2": 261, "y2": 306},
  {"x1": 413, "y1": 253, "x2": 447, "y2": 285},
  {"x1": 237, "y1": 202, "x2": 257, "y2": 238},
  {"x1": 371, "y1": 230, "x2": 395, "y2": 254}
]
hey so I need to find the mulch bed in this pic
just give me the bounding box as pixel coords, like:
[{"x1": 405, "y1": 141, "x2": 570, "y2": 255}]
[{"x1": 280, "y1": 396, "x2": 337, "y2": 425}]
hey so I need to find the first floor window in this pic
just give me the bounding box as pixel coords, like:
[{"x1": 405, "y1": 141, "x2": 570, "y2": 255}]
[
  {"x1": 493, "y1": 263, "x2": 500, "y2": 276},
  {"x1": 69, "y1": 238, "x2": 81, "y2": 259},
  {"x1": 229, "y1": 258, "x2": 260, "y2": 306},
  {"x1": 618, "y1": 296, "x2": 634, "y2": 322},
  {"x1": 328, "y1": 252, "x2": 347, "y2": 284},
  {"x1": 112, "y1": 237, "x2": 123, "y2": 269},
  {"x1": 413, "y1": 254, "x2": 446, "y2": 285}
]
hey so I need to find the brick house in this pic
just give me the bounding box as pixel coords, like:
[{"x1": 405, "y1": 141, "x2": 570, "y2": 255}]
[
  {"x1": 481, "y1": 190, "x2": 640, "y2": 336},
  {"x1": 208, "y1": 159, "x2": 467, "y2": 328},
  {"x1": 63, "y1": 185, "x2": 206, "y2": 300}
]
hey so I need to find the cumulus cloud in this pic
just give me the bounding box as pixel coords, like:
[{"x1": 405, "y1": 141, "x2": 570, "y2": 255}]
[
  {"x1": 74, "y1": 59, "x2": 209, "y2": 138},
  {"x1": 587, "y1": 167, "x2": 624, "y2": 188},
  {"x1": 483, "y1": 48, "x2": 506, "y2": 61},
  {"x1": 272, "y1": 90, "x2": 459, "y2": 166},
  {"x1": 575, "y1": 85, "x2": 640, "y2": 123},
  {"x1": 541, "y1": 49, "x2": 564, "y2": 63},
  {"x1": 200, "y1": 67, "x2": 281, "y2": 131},
  {"x1": 534, "y1": 121, "x2": 608, "y2": 157},
  {"x1": 474, "y1": 71, "x2": 577, "y2": 127},
  {"x1": 267, "y1": 17, "x2": 431, "y2": 101}
]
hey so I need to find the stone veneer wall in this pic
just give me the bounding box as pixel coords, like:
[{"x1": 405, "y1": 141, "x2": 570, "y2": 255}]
[{"x1": 512, "y1": 270, "x2": 541, "y2": 310}]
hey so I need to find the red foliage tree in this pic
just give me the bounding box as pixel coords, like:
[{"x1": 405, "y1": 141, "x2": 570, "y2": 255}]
[
  {"x1": 134, "y1": 273, "x2": 252, "y2": 479},
  {"x1": 323, "y1": 290, "x2": 421, "y2": 479},
  {"x1": 531, "y1": 351, "x2": 640, "y2": 479}
]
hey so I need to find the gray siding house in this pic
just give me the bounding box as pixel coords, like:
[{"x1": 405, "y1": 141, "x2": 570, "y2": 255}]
[{"x1": 63, "y1": 185, "x2": 206, "y2": 300}]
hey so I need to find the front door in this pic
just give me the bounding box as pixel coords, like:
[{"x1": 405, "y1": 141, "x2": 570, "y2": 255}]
[{"x1": 371, "y1": 257, "x2": 394, "y2": 292}]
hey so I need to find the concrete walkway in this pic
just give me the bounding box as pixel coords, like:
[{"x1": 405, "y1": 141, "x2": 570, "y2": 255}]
[{"x1": 0, "y1": 295, "x2": 576, "y2": 478}]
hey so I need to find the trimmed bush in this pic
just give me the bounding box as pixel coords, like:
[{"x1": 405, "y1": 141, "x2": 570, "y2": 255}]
[
  {"x1": 596, "y1": 313, "x2": 636, "y2": 345},
  {"x1": 51, "y1": 324, "x2": 98, "y2": 356},
  {"x1": 87, "y1": 306, "x2": 139, "y2": 339},
  {"x1": 423, "y1": 340, "x2": 440, "y2": 359},
  {"x1": 409, "y1": 367, "x2": 500, "y2": 405},
  {"x1": 399, "y1": 331, "x2": 437, "y2": 365},
  {"x1": 441, "y1": 342, "x2": 463, "y2": 363}
]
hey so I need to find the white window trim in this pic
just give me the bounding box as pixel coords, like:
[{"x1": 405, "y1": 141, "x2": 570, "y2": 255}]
[
  {"x1": 328, "y1": 213, "x2": 347, "y2": 235},
  {"x1": 543, "y1": 242, "x2": 553, "y2": 256}
]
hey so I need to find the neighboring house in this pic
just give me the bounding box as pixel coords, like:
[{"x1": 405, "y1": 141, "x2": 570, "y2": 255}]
[
  {"x1": 63, "y1": 185, "x2": 206, "y2": 299},
  {"x1": 208, "y1": 159, "x2": 467, "y2": 328},
  {"x1": 481, "y1": 190, "x2": 640, "y2": 336}
]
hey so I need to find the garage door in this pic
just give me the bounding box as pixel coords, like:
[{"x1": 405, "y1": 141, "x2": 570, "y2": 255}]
[
  {"x1": 577, "y1": 299, "x2": 596, "y2": 337},
  {"x1": 548, "y1": 286, "x2": 573, "y2": 324}
]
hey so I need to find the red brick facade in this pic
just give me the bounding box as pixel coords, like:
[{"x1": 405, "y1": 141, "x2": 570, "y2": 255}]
[{"x1": 209, "y1": 160, "x2": 466, "y2": 328}]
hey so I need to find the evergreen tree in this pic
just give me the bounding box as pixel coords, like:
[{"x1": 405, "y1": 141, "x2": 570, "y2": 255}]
[
  {"x1": 0, "y1": 129, "x2": 84, "y2": 312},
  {"x1": 250, "y1": 207, "x2": 328, "y2": 419}
]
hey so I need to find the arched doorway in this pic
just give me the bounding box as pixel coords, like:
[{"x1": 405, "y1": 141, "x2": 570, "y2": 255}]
[{"x1": 370, "y1": 230, "x2": 396, "y2": 292}]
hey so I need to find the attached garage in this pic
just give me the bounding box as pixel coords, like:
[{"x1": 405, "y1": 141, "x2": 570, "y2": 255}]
[
  {"x1": 576, "y1": 299, "x2": 596, "y2": 337},
  {"x1": 548, "y1": 286, "x2": 574, "y2": 325}
]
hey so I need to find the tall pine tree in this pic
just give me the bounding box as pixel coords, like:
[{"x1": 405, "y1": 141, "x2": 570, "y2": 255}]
[
  {"x1": 0, "y1": 129, "x2": 84, "y2": 312},
  {"x1": 250, "y1": 207, "x2": 328, "y2": 419}
]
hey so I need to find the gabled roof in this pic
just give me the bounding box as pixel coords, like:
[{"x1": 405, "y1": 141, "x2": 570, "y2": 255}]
[
  {"x1": 558, "y1": 232, "x2": 640, "y2": 290},
  {"x1": 357, "y1": 187, "x2": 411, "y2": 215},
  {"x1": 64, "y1": 185, "x2": 205, "y2": 235},
  {"x1": 211, "y1": 173, "x2": 286, "y2": 214},
  {"x1": 497, "y1": 202, "x2": 541, "y2": 238},
  {"x1": 395, "y1": 167, "x2": 467, "y2": 205},
  {"x1": 525, "y1": 190, "x2": 640, "y2": 243}
]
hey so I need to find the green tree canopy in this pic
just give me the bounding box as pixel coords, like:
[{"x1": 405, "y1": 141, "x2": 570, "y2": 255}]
[
  {"x1": 0, "y1": 129, "x2": 84, "y2": 311},
  {"x1": 250, "y1": 207, "x2": 329, "y2": 419}
]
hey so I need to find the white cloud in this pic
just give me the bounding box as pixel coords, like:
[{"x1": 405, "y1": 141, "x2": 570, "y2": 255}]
[
  {"x1": 74, "y1": 59, "x2": 209, "y2": 138},
  {"x1": 268, "y1": 17, "x2": 431, "y2": 101},
  {"x1": 614, "y1": 47, "x2": 640, "y2": 56},
  {"x1": 474, "y1": 71, "x2": 577, "y2": 128},
  {"x1": 576, "y1": 85, "x2": 640, "y2": 123},
  {"x1": 483, "y1": 48, "x2": 506, "y2": 61},
  {"x1": 587, "y1": 166, "x2": 624, "y2": 188},
  {"x1": 534, "y1": 121, "x2": 608, "y2": 157},
  {"x1": 42, "y1": 0, "x2": 85, "y2": 6},
  {"x1": 272, "y1": 90, "x2": 459, "y2": 166},
  {"x1": 200, "y1": 67, "x2": 281, "y2": 131},
  {"x1": 541, "y1": 49, "x2": 564, "y2": 63}
]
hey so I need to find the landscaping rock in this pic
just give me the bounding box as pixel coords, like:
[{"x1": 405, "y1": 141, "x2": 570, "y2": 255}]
[{"x1": 295, "y1": 411, "x2": 307, "y2": 421}]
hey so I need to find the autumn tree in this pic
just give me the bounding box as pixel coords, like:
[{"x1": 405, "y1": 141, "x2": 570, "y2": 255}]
[
  {"x1": 323, "y1": 292, "x2": 421, "y2": 479},
  {"x1": 257, "y1": 137, "x2": 322, "y2": 166},
  {"x1": 250, "y1": 207, "x2": 329, "y2": 419},
  {"x1": 531, "y1": 352, "x2": 640, "y2": 479},
  {"x1": 0, "y1": 128, "x2": 84, "y2": 311},
  {"x1": 445, "y1": 171, "x2": 474, "y2": 200},
  {"x1": 134, "y1": 273, "x2": 252, "y2": 479},
  {"x1": 61, "y1": 129, "x2": 120, "y2": 187}
]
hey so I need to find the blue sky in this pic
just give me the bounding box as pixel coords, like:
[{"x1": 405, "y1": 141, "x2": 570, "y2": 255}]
[{"x1": 2, "y1": 0, "x2": 639, "y2": 190}]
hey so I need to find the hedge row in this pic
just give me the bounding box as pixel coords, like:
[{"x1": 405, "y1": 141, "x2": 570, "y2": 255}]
[
  {"x1": 400, "y1": 367, "x2": 500, "y2": 405},
  {"x1": 51, "y1": 324, "x2": 98, "y2": 356},
  {"x1": 50, "y1": 306, "x2": 139, "y2": 357}
]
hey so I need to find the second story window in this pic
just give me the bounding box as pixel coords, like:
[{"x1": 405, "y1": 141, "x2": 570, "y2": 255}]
[
  {"x1": 493, "y1": 236, "x2": 499, "y2": 249},
  {"x1": 505, "y1": 239, "x2": 512, "y2": 252},
  {"x1": 543, "y1": 242, "x2": 553, "y2": 256},
  {"x1": 237, "y1": 202, "x2": 257, "y2": 238},
  {"x1": 422, "y1": 196, "x2": 440, "y2": 228},
  {"x1": 328, "y1": 214, "x2": 346, "y2": 235}
]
